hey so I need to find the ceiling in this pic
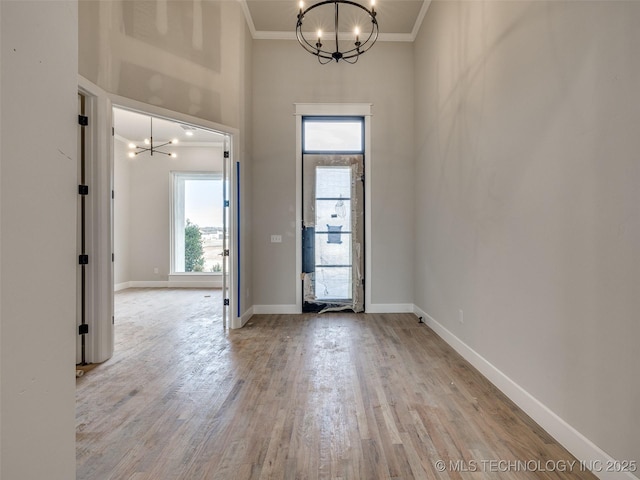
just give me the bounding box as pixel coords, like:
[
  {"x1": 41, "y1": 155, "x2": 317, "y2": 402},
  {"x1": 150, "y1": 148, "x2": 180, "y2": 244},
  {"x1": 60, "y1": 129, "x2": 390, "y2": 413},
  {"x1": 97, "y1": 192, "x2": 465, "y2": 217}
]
[
  {"x1": 113, "y1": 108, "x2": 226, "y2": 147},
  {"x1": 241, "y1": 0, "x2": 431, "y2": 41},
  {"x1": 113, "y1": 2, "x2": 432, "y2": 144}
]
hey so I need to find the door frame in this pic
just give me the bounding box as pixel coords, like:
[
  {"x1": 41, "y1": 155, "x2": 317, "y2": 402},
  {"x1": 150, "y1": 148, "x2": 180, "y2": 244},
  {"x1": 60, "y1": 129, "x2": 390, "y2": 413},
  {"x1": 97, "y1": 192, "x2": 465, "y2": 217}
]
[
  {"x1": 78, "y1": 77, "x2": 115, "y2": 364},
  {"x1": 110, "y1": 94, "x2": 240, "y2": 329},
  {"x1": 294, "y1": 103, "x2": 372, "y2": 313},
  {"x1": 77, "y1": 74, "x2": 244, "y2": 365}
]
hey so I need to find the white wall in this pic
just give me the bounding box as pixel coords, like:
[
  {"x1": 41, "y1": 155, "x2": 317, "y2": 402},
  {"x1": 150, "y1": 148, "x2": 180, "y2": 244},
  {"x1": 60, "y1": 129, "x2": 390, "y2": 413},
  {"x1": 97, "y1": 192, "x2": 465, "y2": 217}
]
[
  {"x1": 79, "y1": 0, "x2": 247, "y2": 130},
  {"x1": 0, "y1": 1, "x2": 77, "y2": 478},
  {"x1": 114, "y1": 138, "x2": 131, "y2": 286},
  {"x1": 252, "y1": 41, "x2": 415, "y2": 308},
  {"x1": 414, "y1": 0, "x2": 640, "y2": 469},
  {"x1": 124, "y1": 144, "x2": 223, "y2": 282}
]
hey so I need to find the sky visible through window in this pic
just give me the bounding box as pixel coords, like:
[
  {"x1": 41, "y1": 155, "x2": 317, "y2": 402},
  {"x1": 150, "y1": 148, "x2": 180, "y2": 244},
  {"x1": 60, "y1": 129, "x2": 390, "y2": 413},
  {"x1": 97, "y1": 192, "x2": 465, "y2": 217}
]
[
  {"x1": 304, "y1": 120, "x2": 363, "y2": 152},
  {"x1": 184, "y1": 179, "x2": 223, "y2": 228}
]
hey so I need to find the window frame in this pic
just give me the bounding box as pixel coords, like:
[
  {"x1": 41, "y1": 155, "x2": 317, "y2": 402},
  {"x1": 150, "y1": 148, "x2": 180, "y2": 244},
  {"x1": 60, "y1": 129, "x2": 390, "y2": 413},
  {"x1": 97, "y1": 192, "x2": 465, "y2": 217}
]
[
  {"x1": 302, "y1": 116, "x2": 365, "y2": 155},
  {"x1": 295, "y1": 103, "x2": 373, "y2": 314},
  {"x1": 170, "y1": 171, "x2": 223, "y2": 275}
]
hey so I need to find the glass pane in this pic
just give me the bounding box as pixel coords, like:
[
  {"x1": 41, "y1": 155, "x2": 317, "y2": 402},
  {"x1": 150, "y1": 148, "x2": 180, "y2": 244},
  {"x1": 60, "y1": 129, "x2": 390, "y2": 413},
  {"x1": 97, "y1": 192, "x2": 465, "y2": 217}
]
[
  {"x1": 315, "y1": 232, "x2": 352, "y2": 267},
  {"x1": 315, "y1": 267, "x2": 352, "y2": 300},
  {"x1": 316, "y1": 166, "x2": 351, "y2": 198},
  {"x1": 304, "y1": 120, "x2": 362, "y2": 152},
  {"x1": 315, "y1": 199, "x2": 351, "y2": 231},
  {"x1": 175, "y1": 176, "x2": 224, "y2": 273}
]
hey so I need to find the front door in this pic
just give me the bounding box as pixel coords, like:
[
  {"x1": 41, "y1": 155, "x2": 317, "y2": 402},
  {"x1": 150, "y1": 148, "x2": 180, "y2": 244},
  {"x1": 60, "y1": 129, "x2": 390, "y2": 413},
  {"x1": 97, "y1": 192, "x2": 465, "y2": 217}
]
[{"x1": 301, "y1": 118, "x2": 365, "y2": 312}]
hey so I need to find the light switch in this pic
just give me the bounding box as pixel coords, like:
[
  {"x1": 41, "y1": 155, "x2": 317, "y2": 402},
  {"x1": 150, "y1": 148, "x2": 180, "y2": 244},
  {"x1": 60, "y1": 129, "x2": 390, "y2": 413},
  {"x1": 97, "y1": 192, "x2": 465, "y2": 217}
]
[{"x1": 271, "y1": 235, "x2": 282, "y2": 243}]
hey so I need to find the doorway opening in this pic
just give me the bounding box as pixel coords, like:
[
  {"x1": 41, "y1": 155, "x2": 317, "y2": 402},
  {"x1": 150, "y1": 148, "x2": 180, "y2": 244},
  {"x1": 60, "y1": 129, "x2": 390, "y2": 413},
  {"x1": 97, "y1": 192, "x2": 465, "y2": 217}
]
[
  {"x1": 112, "y1": 107, "x2": 233, "y2": 328},
  {"x1": 301, "y1": 117, "x2": 365, "y2": 313}
]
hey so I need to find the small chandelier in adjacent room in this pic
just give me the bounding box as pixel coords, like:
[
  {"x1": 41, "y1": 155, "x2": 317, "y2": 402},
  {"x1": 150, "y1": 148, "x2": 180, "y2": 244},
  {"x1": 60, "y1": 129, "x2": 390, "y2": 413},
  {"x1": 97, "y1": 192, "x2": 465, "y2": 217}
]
[
  {"x1": 128, "y1": 117, "x2": 178, "y2": 158},
  {"x1": 296, "y1": 0, "x2": 378, "y2": 64}
]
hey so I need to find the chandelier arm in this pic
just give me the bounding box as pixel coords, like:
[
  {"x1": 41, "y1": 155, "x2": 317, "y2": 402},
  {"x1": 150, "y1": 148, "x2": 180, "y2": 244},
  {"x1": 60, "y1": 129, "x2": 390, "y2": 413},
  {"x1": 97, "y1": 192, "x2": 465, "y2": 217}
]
[
  {"x1": 154, "y1": 140, "x2": 174, "y2": 149},
  {"x1": 296, "y1": 26, "x2": 334, "y2": 61},
  {"x1": 317, "y1": 55, "x2": 334, "y2": 65}
]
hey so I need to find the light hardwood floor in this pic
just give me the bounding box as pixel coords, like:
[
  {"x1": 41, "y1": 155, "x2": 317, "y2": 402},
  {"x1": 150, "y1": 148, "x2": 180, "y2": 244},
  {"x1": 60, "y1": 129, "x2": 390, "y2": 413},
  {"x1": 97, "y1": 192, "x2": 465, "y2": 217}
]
[{"x1": 76, "y1": 288, "x2": 596, "y2": 480}]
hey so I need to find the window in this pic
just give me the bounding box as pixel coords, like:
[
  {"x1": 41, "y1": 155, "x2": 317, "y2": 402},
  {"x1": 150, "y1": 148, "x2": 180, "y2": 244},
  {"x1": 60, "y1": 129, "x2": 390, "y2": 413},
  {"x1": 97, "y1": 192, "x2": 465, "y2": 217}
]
[
  {"x1": 303, "y1": 118, "x2": 363, "y2": 153},
  {"x1": 171, "y1": 172, "x2": 224, "y2": 273}
]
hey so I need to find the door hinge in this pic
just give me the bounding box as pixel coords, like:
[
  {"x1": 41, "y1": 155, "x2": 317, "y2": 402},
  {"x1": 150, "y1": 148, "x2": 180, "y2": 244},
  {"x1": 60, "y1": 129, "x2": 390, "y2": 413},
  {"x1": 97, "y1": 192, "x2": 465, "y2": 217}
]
[
  {"x1": 78, "y1": 324, "x2": 89, "y2": 335},
  {"x1": 79, "y1": 255, "x2": 89, "y2": 265},
  {"x1": 223, "y1": 249, "x2": 230, "y2": 257},
  {"x1": 112, "y1": 316, "x2": 115, "y2": 325},
  {"x1": 224, "y1": 200, "x2": 230, "y2": 207},
  {"x1": 78, "y1": 115, "x2": 89, "y2": 126},
  {"x1": 78, "y1": 185, "x2": 89, "y2": 195},
  {"x1": 112, "y1": 190, "x2": 115, "y2": 199},
  {"x1": 112, "y1": 253, "x2": 115, "y2": 262},
  {"x1": 223, "y1": 151, "x2": 230, "y2": 158},
  {"x1": 223, "y1": 298, "x2": 230, "y2": 306}
]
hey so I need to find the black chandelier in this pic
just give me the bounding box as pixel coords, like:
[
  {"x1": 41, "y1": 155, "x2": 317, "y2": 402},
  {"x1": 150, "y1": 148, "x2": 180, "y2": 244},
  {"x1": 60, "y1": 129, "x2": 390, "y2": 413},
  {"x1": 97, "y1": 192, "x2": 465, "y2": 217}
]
[
  {"x1": 296, "y1": 0, "x2": 378, "y2": 64},
  {"x1": 128, "y1": 117, "x2": 177, "y2": 158}
]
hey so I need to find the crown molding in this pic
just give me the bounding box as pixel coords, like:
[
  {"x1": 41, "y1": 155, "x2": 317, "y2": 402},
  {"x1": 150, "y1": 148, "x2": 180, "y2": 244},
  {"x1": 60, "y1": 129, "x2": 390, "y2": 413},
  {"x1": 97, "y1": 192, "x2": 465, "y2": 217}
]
[{"x1": 240, "y1": 0, "x2": 431, "y2": 43}]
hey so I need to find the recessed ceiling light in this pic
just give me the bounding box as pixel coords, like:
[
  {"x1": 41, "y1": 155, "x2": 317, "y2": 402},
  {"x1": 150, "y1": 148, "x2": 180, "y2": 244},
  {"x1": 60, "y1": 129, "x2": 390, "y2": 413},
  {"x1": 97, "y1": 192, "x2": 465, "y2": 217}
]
[{"x1": 180, "y1": 124, "x2": 197, "y2": 136}]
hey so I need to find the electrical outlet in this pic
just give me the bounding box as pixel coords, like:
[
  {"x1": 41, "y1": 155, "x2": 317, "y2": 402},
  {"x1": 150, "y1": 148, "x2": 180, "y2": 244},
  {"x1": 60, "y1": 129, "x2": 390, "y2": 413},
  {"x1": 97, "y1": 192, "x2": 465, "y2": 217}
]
[
  {"x1": 459, "y1": 309, "x2": 464, "y2": 324},
  {"x1": 271, "y1": 235, "x2": 282, "y2": 243},
  {"x1": 153, "y1": 267, "x2": 159, "y2": 274}
]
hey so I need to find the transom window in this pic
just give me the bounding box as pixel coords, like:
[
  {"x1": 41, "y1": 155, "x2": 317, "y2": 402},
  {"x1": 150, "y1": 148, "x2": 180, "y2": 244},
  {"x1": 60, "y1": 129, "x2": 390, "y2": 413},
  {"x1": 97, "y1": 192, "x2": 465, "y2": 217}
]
[{"x1": 303, "y1": 117, "x2": 364, "y2": 153}]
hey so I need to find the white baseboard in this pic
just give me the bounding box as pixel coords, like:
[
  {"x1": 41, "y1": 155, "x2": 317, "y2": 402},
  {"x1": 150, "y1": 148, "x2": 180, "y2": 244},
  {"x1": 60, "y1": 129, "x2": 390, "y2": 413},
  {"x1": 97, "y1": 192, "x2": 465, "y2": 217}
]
[
  {"x1": 412, "y1": 305, "x2": 638, "y2": 480},
  {"x1": 253, "y1": 305, "x2": 299, "y2": 314},
  {"x1": 129, "y1": 281, "x2": 168, "y2": 288},
  {"x1": 124, "y1": 281, "x2": 221, "y2": 289},
  {"x1": 368, "y1": 303, "x2": 414, "y2": 313},
  {"x1": 114, "y1": 282, "x2": 131, "y2": 292},
  {"x1": 238, "y1": 307, "x2": 254, "y2": 328},
  {"x1": 251, "y1": 304, "x2": 414, "y2": 315},
  {"x1": 168, "y1": 281, "x2": 221, "y2": 288}
]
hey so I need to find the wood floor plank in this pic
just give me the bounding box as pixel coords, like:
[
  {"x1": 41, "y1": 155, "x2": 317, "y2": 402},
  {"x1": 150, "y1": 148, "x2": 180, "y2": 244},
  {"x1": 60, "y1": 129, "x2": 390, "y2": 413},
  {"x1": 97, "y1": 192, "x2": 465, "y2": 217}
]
[{"x1": 77, "y1": 289, "x2": 597, "y2": 480}]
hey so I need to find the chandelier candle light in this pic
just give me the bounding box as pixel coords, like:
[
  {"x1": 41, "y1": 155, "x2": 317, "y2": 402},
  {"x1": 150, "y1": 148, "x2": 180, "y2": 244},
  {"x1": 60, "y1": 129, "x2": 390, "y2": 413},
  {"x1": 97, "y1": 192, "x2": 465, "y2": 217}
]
[
  {"x1": 128, "y1": 117, "x2": 178, "y2": 158},
  {"x1": 296, "y1": 0, "x2": 378, "y2": 64}
]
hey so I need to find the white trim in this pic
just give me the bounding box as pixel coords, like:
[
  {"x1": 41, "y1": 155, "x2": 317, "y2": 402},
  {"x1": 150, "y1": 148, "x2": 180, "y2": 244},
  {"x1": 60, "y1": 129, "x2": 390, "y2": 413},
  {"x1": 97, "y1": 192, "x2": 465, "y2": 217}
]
[
  {"x1": 114, "y1": 282, "x2": 131, "y2": 292},
  {"x1": 413, "y1": 305, "x2": 639, "y2": 480},
  {"x1": 363, "y1": 116, "x2": 372, "y2": 313},
  {"x1": 294, "y1": 103, "x2": 373, "y2": 314},
  {"x1": 110, "y1": 95, "x2": 240, "y2": 330},
  {"x1": 118, "y1": 280, "x2": 223, "y2": 290},
  {"x1": 169, "y1": 171, "x2": 223, "y2": 275},
  {"x1": 252, "y1": 31, "x2": 414, "y2": 42},
  {"x1": 168, "y1": 281, "x2": 221, "y2": 288},
  {"x1": 239, "y1": 0, "x2": 431, "y2": 43},
  {"x1": 129, "y1": 281, "x2": 169, "y2": 288},
  {"x1": 253, "y1": 305, "x2": 299, "y2": 315},
  {"x1": 78, "y1": 76, "x2": 115, "y2": 364},
  {"x1": 368, "y1": 303, "x2": 414, "y2": 314},
  {"x1": 411, "y1": 0, "x2": 432, "y2": 41},
  {"x1": 295, "y1": 115, "x2": 303, "y2": 313},
  {"x1": 114, "y1": 132, "x2": 223, "y2": 149},
  {"x1": 110, "y1": 94, "x2": 238, "y2": 137},
  {"x1": 239, "y1": 306, "x2": 254, "y2": 327},
  {"x1": 294, "y1": 103, "x2": 373, "y2": 117},
  {"x1": 238, "y1": 0, "x2": 257, "y2": 38}
]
